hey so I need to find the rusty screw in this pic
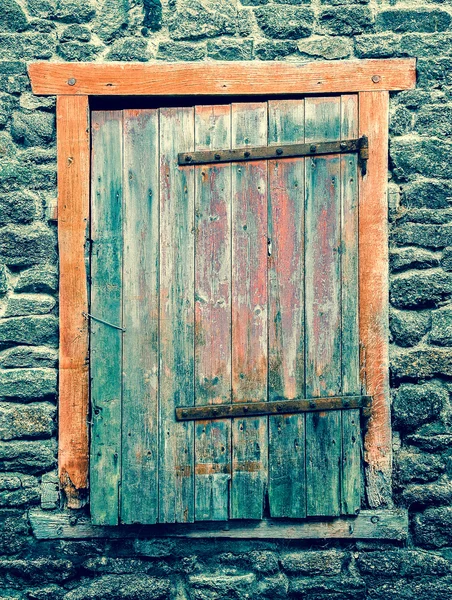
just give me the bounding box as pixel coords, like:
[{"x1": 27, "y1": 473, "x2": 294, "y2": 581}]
[
  {"x1": 244, "y1": 151, "x2": 251, "y2": 158},
  {"x1": 67, "y1": 78, "x2": 76, "y2": 86},
  {"x1": 181, "y1": 410, "x2": 188, "y2": 418},
  {"x1": 185, "y1": 155, "x2": 192, "y2": 162},
  {"x1": 276, "y1": 148, "x2": 283, "y2": 156},
  {"x1": 340, "y1": 142, "x2": 347, "y2": 150},
  {"x1": 372, "y1": 75, "x2": 381, "y2": 84},
  {"x1": 310, "y1": 145, "x2": 317, "y2": 153},
  {"x1": 214, "y1": 153, "x2": 221, "y2": 160}
]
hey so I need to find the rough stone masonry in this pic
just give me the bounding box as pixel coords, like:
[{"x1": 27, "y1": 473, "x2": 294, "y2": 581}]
[{"x1": 1, "y1": 0, "x2": 452, "y2": 598}]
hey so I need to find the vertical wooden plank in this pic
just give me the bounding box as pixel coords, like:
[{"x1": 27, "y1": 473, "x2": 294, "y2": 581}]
[
  {"x1": 267, "y1": 100, "x2": 306, "y2": 518},
  {"x1": 159, "y1": 107, "x2": 195, "y2": 523},
  {"x1": 305, "y1": 97, "x2": 342, "y2": 517},
  {"x1": 230, "y1": 102, "x2": 268, "y2": 520},
  {"x1": 359, "y1": 92, "x2": 392, "y2": 508},
  {"x1": 340, "y1": 95, "x2": 362, "y2": 515},
  {"x1": 194, "y1": 105, "x2": 232, "y2": 521},
  {"x1": 57, "y1": 96, "x2": 90, "y2": 509},
  {"x1": 90, "y1": 111, "x2": 123, "y2": 525},
  {"x1": 120, "y1": 110, "x2": 159, "y2": 524}
]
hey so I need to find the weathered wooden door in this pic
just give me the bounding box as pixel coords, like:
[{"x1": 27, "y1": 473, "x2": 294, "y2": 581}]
[{"x1": 90, "y1": 96, "x2": 363, "y2": 526}]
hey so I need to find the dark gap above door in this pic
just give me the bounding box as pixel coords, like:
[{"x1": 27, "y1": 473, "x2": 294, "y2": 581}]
[{"x1": 89, "y1": 93, "x2": 346, "y2": 111}]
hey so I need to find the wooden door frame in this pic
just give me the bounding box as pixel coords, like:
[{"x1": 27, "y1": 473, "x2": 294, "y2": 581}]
[{"x1": 29, "y1": 59, "x2": 416, "y2": 532}]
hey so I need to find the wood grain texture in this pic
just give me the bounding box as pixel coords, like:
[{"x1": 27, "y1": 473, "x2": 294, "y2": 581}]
[
  {"x1": 359, "y1": 92, "x2": 392, "y2": 508},
  {"x1": 305, "y1": 97, "x2": 342, "y2": 517},
  {"x1": 120, "y1": 109, "x2": 159, "y2": 524},
  {"x1": 267, "y1": 99, "x2": 306, "y2": 518},
  {"x1": 28, "y1": 59, "x2": 416, "y2": 96},
  {"x1": 340, "y1": 95, "x2": 362, "y2": 515},
  {"x1": 230, "y1": 102, "x2": 268, "y2": 520},
  {"x1": 90, "y1": 111, "x2": 123, "y2": 526},
  {"x1": 30, "y1": 508, "x2": 409, "y2": 541},
  {"x1": 57, "y1": 95, "x2": 90, "y2": 509},
  {"x1": 194, "y1": 105, "x2": 232, "y2": 521},
  {"x1": 159, "y1": 107, "x2": 195, "y2": 523}
]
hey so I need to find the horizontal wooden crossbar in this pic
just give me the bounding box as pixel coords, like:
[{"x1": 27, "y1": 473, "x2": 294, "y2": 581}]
[
  {"x1": 176, "y1": 396, "x2": 371, "y2": 421},
  {"x1": 178, "y1": 137, "x2": 366, "y2": 166},
  {"x1": 28, "y1": 59, "x2": 416, "y2": 96},
  {"x1": 29, "y1": 508, "x2": 408, "y2": 541}
]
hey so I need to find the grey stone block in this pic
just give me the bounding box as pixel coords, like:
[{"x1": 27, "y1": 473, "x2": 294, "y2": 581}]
[
  {"x1": 390, "y1": 308, "x2": 431, "y2": 347},
  {"x1": 413, "y1": 507, "x2": 452, "y2": 548},
  {"x1": 207, "y1": 39, "x2": 253, "y2": 60},
  {"x1": 15, "y1": 265, "x2": 58, "y2": 294},
  {"x1": 4, "y1": 294, "x2": 56, "y2": 317},
  {"x1": 298, "y1": 36, "x2": 352, "y2": 60},
  {"x1": 401, "y1": 180, "x2": 452, "y2": 210},
  {"x1": 0, "y1": 439, "x2": 56, "y2": 474},
  {"x1": 0, "y1": 473, "x2": 40, "y2": 507},
  {"x1": 391, "y1": 270, "x2": 452, "y2": 309},
  {"x1": 106, "y1": 38, "x2": 151, "y2": 62},
  {"x1": 255, "y1": 6, "x2": 314, "y2": 39},
  {"x1": 319, "y1": 7, "x2": 373, "y2": 36},
  {"x1": 63, "y1": 575, "x2": 170, "y2": 599},
  {"x1": 377, "y1": 9, "x2": 451, "y2": 34},
  {"x1": 0, "y1": 402, "x2": 55, "y2": 440},
  {"x1": 0, "y1": 0, "x2": 28, "y2": 33},
  {"x1": 169, "y1": 0, "x2": 252, "y2": 41},
  {"x1": 11, "y1": 111, "x2": 55, "y2": 147},
  {"x1": 280, "y1": 550, "x2": 345, "y2": 575},
  {"x1": 0, "y1": 346, "x2": 58, "y2": 369},
  {"x1": 0, "y1": 316, "x2": 58, "y2": 347},
  {"x1": 391, "y1": 347, "x2": 452, "y2": 379},
  {"x1": 0, "y1": 368, "x2": 57, "y2": 400},
  {"x1": 392, "y1": 224, "x2": 452, "y2": 249},
  {"x1": 396, "y1": 450, "x2": 444, "y2": 485},
  {"x1": 390, "y1": 248, "x2": 439, "y2": 273}
]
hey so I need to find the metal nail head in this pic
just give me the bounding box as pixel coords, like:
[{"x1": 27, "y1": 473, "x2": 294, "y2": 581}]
[
  {"x1": 67, "y1": 78, "x2": 76, "y2": 86},
  {"x1": 372, "y1": 75, "x2": 381, "y2": 83}
]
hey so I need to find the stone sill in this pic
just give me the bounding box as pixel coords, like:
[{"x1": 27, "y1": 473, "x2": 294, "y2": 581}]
[{"x1": 29, "y1": 509, "x2": 408, "y2": 541}]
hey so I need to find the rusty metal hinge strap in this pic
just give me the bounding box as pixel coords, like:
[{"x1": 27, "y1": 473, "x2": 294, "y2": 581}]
[
  {"x1": 178, "y1": 136, "x2": 369, "y2": 169},
  {"x1": 176, "y1": 395, "x2": 372, "y2": 422}
]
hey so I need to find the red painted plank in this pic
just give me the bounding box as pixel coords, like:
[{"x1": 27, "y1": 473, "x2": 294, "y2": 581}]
[
  {"x1": 194, "y1": 105, "x2": 232, "y2": 521},
  {"x1": 230, "y1": 102, "x2": 268, "y2": 520}
]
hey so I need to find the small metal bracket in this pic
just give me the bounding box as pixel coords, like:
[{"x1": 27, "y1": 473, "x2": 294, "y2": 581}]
[
  {"x1": 178, "y1": 137, "x2": 369, "y2": 168},
  {"x1": 358, "y1": 134, "x2": 369, "y2": 176},
  {"x1": 176, "y1": 395, "x2": 372, "y2": 422}
]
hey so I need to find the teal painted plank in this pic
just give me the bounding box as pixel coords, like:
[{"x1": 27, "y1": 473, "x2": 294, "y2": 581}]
[
  {"x1": 120, "y1": 109, "x2": 159, "y2": 524},
  {"x1": 90, "y1": 111, "x2": 123, "y2": 526},
  {"x1": 159, "y1": 107, "x2": 195, "y2": 523},
  {"x1": 230, "y1": 102, "x2": 268, "y2": 520},
  {"x1": 305, "y1": 97, "x2": 342, "y2": 517},
  {"x1": 340, "y1": 95, "x2": 362, "y2": 515},
  {"x1": 267, "y1": 99, "x2": 306, "y2": 518},
  {"x1": 194, "y1": 104, "x2": 232, "y2": 521}
]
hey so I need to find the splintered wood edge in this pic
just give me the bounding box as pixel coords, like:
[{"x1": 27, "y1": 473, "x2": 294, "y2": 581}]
[
  {"x1": 57, "y1": 95, "x2": 90, "y2": 508},
  {"x1": 29, "y1": 509, "x2": 408, "y2": 541},
  {"x1": 358, "y1": 91, "x2": 392, "y2": 509},
  {"x1": 28, "y1": 59, "x2": 416, "y2": 96}
]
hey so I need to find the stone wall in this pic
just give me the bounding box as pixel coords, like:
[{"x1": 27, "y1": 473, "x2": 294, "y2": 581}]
[{"x1": 0, "y1": 0, "x2": 452, "y2": 598}]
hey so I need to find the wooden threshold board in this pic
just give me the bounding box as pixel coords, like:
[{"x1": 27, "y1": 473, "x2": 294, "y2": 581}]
[{"x1": 30, "y1": 509, "x2": 408, "y2": 541}]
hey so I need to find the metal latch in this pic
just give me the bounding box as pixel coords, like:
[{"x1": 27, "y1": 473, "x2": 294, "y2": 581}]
[
  {"x1": 175, "y1": 395, "x2": 371, "y2": 422},
  {"x1": 178, "y1": 135, "x2": 369, "y2": 176}
]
